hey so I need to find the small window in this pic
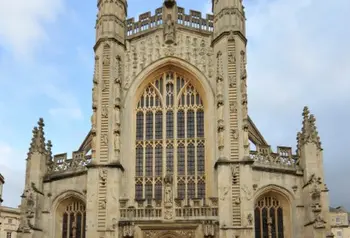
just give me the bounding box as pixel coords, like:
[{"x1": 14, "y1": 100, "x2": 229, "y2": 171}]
[
  {"x1": 336, "y1": 217, "x2": 341, "y2": 223},
  {"x1": 7, "y1": 232, "x2": 11, "y2": 238},
  {"x1": 337, "y1": 230, "x2": 342, "y2": 238}
]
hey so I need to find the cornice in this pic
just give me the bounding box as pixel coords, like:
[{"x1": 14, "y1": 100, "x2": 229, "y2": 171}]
[{"x1": 212, "y1": 31, "x2": 247, "y2": 47}]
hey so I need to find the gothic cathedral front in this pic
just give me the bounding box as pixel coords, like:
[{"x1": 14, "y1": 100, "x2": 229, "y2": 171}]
[{"x1": 16, "y1": 0, "x2": 334, "y2": 238}]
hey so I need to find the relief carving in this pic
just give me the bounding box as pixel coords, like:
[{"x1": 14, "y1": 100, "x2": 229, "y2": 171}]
[
  {"x1": 241, "y1": 185, "x2": 253, "y2": 201},
  {"x1": 99, "y1": 169, "x2": 107, "y2": 185},
  {"x1": 220, "y1": 186, "x2": 229, "y2": 201},
  {"x1": 164, "y1": 14, "x2": 176, "y2": 44}
]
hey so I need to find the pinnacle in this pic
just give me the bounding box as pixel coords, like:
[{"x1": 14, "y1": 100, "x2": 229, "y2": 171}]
[
  {"x1": 298, "y1": 107, "x2": 322, "y2": 150},
  {"x1": 28, "y1": 118, "x2": 47, "y2": 155}
]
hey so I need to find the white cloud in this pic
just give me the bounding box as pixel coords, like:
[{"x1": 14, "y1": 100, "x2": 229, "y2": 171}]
[
  {"x1": 245, "y1": 0, "x2": 350, "y2": 207},
  {"x1": 0, "y1": 0, "x2": 64, "y2": 59}
]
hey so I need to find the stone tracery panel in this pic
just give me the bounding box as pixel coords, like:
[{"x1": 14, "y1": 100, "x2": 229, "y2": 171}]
[{"x1": 135, "y1": 71, "x2": 206, "y2": 202}]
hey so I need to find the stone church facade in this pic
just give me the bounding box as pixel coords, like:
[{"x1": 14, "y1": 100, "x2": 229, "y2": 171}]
[{"x1": 16, "y1": 0, "x2": 334, "y2": 237}]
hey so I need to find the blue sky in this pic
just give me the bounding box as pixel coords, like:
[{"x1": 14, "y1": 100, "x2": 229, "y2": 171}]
[{"x1": 0, "y1": 0, "x2": 350, "y2": 209}]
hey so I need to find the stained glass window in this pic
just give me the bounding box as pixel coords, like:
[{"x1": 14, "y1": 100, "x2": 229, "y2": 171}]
[
  {"x1": 135, "y1": 72, "x2": 206, "y2": 200},
  {"x1": 61, "y1": 201, "x2": 86, "y2": 238},
  {"x1": 255, "y1": 196, "x2": 285, "y2": 238}
]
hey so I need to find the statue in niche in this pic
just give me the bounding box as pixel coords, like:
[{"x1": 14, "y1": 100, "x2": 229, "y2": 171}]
[{"x1": 164, "y1": 14, "x2": 175, "y2": 44}]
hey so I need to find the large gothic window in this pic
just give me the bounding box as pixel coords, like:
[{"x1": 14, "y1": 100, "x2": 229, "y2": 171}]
[
  {"x1": 255, "y1": 196, "x2": 285, "y2": 238},
  {"x1": 135, "y1": 71, "x2": 206, "y2": 201},
  {"x1": 58, "y1": 199, "x2": 86, "y2": 238}
]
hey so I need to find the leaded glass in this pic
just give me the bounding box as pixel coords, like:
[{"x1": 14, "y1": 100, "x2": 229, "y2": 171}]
[
  {"x1": 135, "y1": 71, "x2": 206, "y2": 200},
  {"x1": 255, "y1": 196, "x2": 285, "y2": 238}
]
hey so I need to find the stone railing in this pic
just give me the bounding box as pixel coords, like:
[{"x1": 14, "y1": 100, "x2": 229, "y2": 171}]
[
  {"x1": 126, "y1": 6, "x2": 213, "y2": 37},
  {"x1": 47, "y1": 151, "x2": 91, "y2": 174},
  {"x1": 119, "y1": 197, "x2": 218, "y2": 221},
  {"x1": 250, "y1": 145, "x2": 299, "y2": 170}
]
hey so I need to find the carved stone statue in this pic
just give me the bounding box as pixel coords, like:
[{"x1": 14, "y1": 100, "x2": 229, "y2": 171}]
[{"x1": 164, "y1": 14, "x2": 175, "y2": 44}]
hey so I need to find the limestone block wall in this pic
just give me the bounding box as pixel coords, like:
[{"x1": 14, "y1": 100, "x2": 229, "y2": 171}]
[
  {"x1": 252, "y1": 169, "x2": 304, "y2": 238},
  {"x1": 42, "y1": 174, "x2": 87, "y2": 237}
]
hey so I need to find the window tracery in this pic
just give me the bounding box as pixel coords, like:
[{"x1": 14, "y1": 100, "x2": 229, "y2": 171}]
[
  {"x1": 254, "y1": 196, "x2": 285, "y2": 238},
  {"x1": 135, "y1": 71, "x2": 206, "y2": 201},
  {"x1": 60, "y1": 200, "x2": 86, "y2": 238}
]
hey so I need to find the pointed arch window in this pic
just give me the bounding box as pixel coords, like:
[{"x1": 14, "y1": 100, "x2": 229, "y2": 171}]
[
  {"x1": 135, "y1": 71, "x2": 206, "y2": 201},
  {"x1": 60, "y1": 200, "x2": 86, "y2": 238},
  {"x1": 254, "y1": 196, "x2": 285, "y2": 238}
]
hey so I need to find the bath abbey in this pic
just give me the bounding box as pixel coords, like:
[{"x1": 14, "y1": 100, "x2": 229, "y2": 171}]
[{"x1": 14, "y1": 0, "x2": 335, "y2": 237}]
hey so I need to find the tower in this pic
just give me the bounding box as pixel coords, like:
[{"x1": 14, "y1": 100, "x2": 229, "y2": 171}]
[
  {"x1": 17, "y1": 119, "x2": 51, "y2": 238},
  {"x1": 297, "y1": 107, "x2": 333, "y2": 237},
  {"x1": 86, "y1": 0, "x2": 127, "y2": 236},
  {"x1": 212, "y1": 0, "x2": 252, "y2": 237}
]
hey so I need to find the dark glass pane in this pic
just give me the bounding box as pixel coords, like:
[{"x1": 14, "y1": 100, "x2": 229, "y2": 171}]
[
  {"x1": 166, "y1": 111, "x2": 174, "y2": 139},
  {"x1": 62, "y1": 213, "x2": 68, "y2": 238},
  {"x1": 166, "y1": 145, "x2": 174, "y2": 173},
  {"x1": 187, "y1": 144, "x2": 195, "y2": 175},
  {"x1": 145, "y1": 183, "x2": 153, "y2": 199},
  {"x1": 277, "y1": 208, "x2": 284, "y2": 238},
  {"x1": 146, "y1": 112, "x2": 153, "y2": 140},
  {"x1": 255, "y1": 208, "x2": 261, "y2": 238},
  {"x1": 76, "y1": 213, "x2": 82, "y2": 238},
  {"x1": 136, "y1": 146, "x2": 143, "y2": 176},
  {"x1": 197, "y1": 182, "x2": 205, "y2": 199},
  {"x1": 82, "y1": 213, "x2": 86, "y2": 238},
  {"x1": 177, "y1": 145, "x2": 185, "y2": 175},
  {"x1": 136, "y1": 112, "x2": 144, "y2": 140},
  {"x1": 155, "y1": 183, "x2": 162, "y2": 200},
  {"x1": 69, "y1": 213, "x2": 75, "y2": 238},
  {"x1": 187, "y1": 110, "x2": 195, "y2": 138},
  {"x1": 177, "y1": 110, "x2": 185, "y2": 138},
  {"x1": 197, "y1": 143, "x2": 205, "y2": 175},
  {"x1": 262, "y1": 208, "x2": 268, "y2": 238},
  {"x1": 270, "y1": 207, "x2": 276, "y2": 238},
  {"x1": 187, "y1": 182, "x2": 195, "y2": 199},
  {"x1": 155, "y1": 145, "x2": 162, "y2": 176},
  {"x1": 196, "y1": 110, "x2": 204, "y2": 138},
  {"x1": 177, "y1": 182, "x2": 185, "y2": 199},
  {"x1": 135, "y1": 183, "x2": 143, "y2": 200},
  {"x1": 155, "y1": 111, "x2": 163, "y2": 139},
  {"x1": 145, "y1": 146, "x2": 153, "y2": 177}
]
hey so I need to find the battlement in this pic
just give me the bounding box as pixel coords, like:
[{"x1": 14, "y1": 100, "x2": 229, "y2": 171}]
[
  {"x1": 250, "y1": 145, "x2": 300, "y2": 172},
  {"x1": 119, "y1": 197, "x2": 218, "y2": 221},
  {"x1": 126, "y1": 6, "x2": 213, "y2": 38},
  {"x1": 47, "y1": 151, "x2": 91, "y2": 174}
]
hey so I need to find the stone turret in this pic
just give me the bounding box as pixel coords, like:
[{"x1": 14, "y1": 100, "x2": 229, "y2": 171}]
[
  {"x1": 212, "y1": 0, "x2": 252, "y2": 237},
  {"x1": 212, "y1": 0, "x2": 246, "y2": 42},
  {"x1": 87, "y1": 0, "x2": 127, "y2": 236},
  {"x1": 297, "y1": 107, "x2": 333, "y2": 237},
  {"x1": 17, "y1": 118, "x2": 49, "y2": 238}
]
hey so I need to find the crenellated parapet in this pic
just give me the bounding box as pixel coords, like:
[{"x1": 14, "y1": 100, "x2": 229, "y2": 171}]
[
  {"x1": 250, "y1": 145, "x2": 301, "y2": 173},
  {"x1": 126, "y1": 6, "x2": 213, "y2": 38},
  {"x1": 119, "y1": 197, "x2": 218, "y2": 222},
  {"x1": 45, "y1": 151, "x2": 92, "y2": 175}
]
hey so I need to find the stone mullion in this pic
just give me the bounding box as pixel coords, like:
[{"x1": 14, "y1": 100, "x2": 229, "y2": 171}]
[
  {"x1": 194, "y1": 108, "x2": 198, "y2": 197},
  {"x1": 184, "y1": 107, "x2": 188, "y2": 200},
  {"x1": 142, "y1": 107, "x2": 146, "y2": 199},
  {"x1": 173, "y1": 72, "x2": 178, "y2": 196},
  {"x1": 152, "y1": 108, "x2": 156, "y2": 198},
  {"x1": 227, "y1": 36, "x2": 242, "y2": 227}
]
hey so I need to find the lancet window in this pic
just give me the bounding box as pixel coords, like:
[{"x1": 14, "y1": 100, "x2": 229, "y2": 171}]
[
  {"x1": 61, "y1": 200, "x2": 86, "y2": 238},
  {"x1": 254, "y1": 196, "x2": 285, "y2": 238},
  {"x1": 135, "y1": 71, "x2": 206, "y2": 201}
]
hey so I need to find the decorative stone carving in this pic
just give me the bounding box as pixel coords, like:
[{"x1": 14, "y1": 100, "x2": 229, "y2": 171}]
[
  {"x1": 314, "y1": 214, "x2": 326, "y2": 229},
  {"x1": 99, "y1": 199, "x2": 106, "y2": 209},
  {"x1": 91, "y1": 110, "x2": 97, "y2": 133},
  {"x1": 102, "y1": 105, "x2": 108, "y2": 118},
  {"x1": 231, "y1": 129, "x2": 239, "y2": 140},
  {"x1": 164, "y1": 14, "x2": 175, "y2": 44},
  {"x1": 120, "y1": 222, "x2": 134, "y2": 237},
  {"x1": 231, "y1": 165, "x2": 239, "y2": 185},
  {"x1": 99, "y1": 169, "x2": 107, "y2": 185},
  {"x1": 220, "y1": 186, "x2": 229, "y2": 201},
  {"x1": 247, "y1": 213, "x2": 253, "y2": 226},
  {"x1": 101, "y1": 134, "x2": 108, "y2": 145},
  {"x1": 233, "y1": 197, "x2": 241, "y2": 205},
  {"x1": 241, "y1": 185, "x2": 253, "y2": 201},
  {"x1": 203, "y1": 221, "x2": 215, "y2": 237}
]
